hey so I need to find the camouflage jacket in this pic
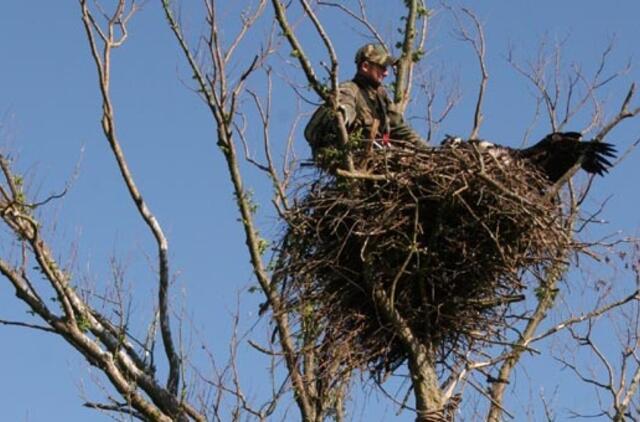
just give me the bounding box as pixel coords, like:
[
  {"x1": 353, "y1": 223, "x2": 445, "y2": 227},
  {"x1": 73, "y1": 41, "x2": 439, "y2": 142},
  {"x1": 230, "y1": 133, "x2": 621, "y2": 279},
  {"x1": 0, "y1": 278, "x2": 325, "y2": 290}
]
[{"x1": 304, "y1": 74, "x2": 422, "y2": 162}]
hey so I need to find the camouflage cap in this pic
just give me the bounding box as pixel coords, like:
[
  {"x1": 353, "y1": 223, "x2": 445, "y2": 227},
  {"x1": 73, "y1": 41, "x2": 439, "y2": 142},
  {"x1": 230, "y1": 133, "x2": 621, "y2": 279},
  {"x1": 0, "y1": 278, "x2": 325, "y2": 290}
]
[{"x1": 354, "y1": 43, "x2": 397, "y2": 67}]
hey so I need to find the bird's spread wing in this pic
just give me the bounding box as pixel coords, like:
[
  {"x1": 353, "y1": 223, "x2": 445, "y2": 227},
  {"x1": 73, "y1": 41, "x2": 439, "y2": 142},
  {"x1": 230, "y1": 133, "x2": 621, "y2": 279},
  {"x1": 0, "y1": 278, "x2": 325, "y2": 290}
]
[{"x1": 581, "y1": 141, "x2": 617, "y2": 176}]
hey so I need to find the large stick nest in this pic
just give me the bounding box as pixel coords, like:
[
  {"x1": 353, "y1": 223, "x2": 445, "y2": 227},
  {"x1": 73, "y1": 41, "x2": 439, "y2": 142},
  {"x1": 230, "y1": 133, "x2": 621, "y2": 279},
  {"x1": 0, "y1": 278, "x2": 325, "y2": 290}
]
[{"x1": 278, "y1": 143, "x2": 572, "y2": 377}]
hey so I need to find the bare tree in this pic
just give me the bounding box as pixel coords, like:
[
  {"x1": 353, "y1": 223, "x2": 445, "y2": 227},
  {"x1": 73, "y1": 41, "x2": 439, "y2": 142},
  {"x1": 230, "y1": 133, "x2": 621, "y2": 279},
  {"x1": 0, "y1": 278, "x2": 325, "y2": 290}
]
[{"x1": 0, "y1": 2, "x2": 209, "y2": 420}]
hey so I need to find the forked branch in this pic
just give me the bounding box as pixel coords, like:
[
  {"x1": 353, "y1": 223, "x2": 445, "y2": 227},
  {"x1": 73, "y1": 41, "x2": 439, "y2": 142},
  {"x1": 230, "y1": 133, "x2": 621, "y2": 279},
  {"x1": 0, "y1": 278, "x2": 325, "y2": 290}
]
[
  {"x1": 80, "y1": 0, "x2": 181, "y2": 398},
  {"x1": 161, "y1": 1, "x2": 318, "y2": 419}
]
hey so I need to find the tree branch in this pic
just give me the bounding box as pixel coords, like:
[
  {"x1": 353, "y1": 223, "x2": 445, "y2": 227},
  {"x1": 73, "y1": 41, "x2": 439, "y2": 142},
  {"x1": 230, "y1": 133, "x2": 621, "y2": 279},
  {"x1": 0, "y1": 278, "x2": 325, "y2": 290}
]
[{"x1": 80, "y1": 0, "x2": 181, "y2": 398}]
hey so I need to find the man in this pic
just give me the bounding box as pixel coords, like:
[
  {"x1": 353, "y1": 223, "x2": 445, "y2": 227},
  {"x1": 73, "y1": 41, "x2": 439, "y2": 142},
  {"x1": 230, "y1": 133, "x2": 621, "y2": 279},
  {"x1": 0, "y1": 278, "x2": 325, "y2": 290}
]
[{"x1": 304, "y1": 43, "x2": 423, "y2": 169}]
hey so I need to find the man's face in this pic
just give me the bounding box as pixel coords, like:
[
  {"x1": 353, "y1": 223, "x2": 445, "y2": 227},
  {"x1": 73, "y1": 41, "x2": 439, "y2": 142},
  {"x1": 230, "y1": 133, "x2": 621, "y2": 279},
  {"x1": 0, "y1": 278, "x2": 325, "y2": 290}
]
[{"x1": 360, "y1": 60, "x2": 389, "y2": 87}]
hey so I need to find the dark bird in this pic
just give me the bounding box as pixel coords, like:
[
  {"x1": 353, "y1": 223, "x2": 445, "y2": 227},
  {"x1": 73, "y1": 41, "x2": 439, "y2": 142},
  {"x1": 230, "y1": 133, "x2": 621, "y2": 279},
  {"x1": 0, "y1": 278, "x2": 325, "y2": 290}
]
[
  {"x1": 515, "y1": 132, "x2": 617, "y2": 182},
  {"x1": 442, "y1": 132, "x2": 617, "y2": 183}
]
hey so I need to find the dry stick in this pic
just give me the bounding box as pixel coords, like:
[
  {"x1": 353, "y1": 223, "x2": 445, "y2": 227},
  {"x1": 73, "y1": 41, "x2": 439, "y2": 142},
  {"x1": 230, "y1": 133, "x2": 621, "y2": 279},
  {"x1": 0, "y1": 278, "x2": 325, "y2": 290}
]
[
  {"x1": 223, "y1": 0, "x2": 267, "y2": 64},
  {"x1": 461, "y1": 8, "x2": 487, "y2": 140},
  {"x1": 80, "y1": 1, "x2": 181, "y2": 398},
  {"x1": 423, "y1": 70, "x2": 462, "y2": 143},
  {"x1": 317, "y1": 1, "x2": 386, "y2": 46},
  {"x1": 510, "y1": 40, "x2": 629, "y2": 136},
  {"x1": 246, "y1": 84, "x2": 290, "y2": 210},
  {"x1": 335, "y1": 168, "x2": 392, "y2": 181},
  {"x1": 161, "y1": 3, "x2": 316, "y2": 421},
  {"x1": 550, "y1": 40, "x2": 562, "y2": 131},
  {"x1": 282, "y1": 107, "x2": 302, "y2": 190},
  {"x1": 0, "y1": 319, "x2": 56, "y2": 333},
  {"x1": 559, "y1": 40, "x2": 617, "y2": 131},
  {"x1": 444, "y1": 4, "x2": 488, "y2": 139},
  {"x1": 83, "y1": 400, "x2": 145, "y2": 420},
  {"x1": 206, "y1": 0, "x2": 229, "y2": 105},
  {"x1": 506, "y1": 45, "x2": 558, "y2": 132},
  {"x1": 596, "y1": 82, "x2": 640, "y2": 141},
  {"x1": 529, "y1": 289, "x2": 640, "y2": 344}
]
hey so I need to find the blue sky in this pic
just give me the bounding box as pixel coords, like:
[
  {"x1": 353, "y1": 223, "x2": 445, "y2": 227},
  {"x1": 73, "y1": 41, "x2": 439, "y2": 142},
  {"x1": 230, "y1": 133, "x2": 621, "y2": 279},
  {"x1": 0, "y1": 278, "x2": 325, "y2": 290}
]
[{"x1": 1, "y1": 1, "x2": 640, "y2": 421}]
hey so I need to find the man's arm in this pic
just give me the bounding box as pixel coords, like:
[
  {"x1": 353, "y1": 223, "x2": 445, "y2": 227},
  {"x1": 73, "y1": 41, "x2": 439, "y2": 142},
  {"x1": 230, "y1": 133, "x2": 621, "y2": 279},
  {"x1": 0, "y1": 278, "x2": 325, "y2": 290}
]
[
  {"x1": 388, "y1": 103, "x2": 424, "y2": 145},
  {"x1": 303, "y1": 82, "x2": 360, "y2": 155},
  {"x1": 337, "y1": 82, "x2": 359, "y2": 128}
]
